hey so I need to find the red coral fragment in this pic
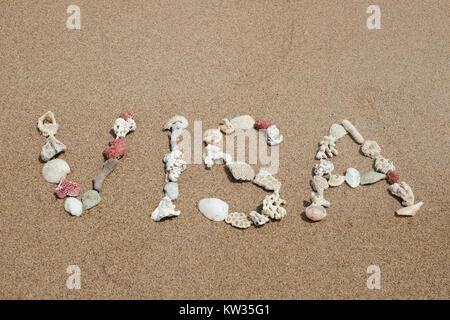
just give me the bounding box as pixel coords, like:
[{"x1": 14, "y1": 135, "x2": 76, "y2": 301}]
[
  {"x1": 55, "y1": 177, "x2": 81, "y2": 198},
  {"x1": 103, "y1": 138, "x2": 127, "y2": 159},
  {"x1": 120, "y1": 112, "x2": 137, "y2": 121},
  {"x1": 254, "y1": 119, "x2": 272, "y2": 130},
  {"x1": 386, "y1": 170, "x2": 399, "y2": 185}
]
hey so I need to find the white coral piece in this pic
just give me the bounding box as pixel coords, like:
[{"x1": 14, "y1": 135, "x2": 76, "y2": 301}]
[
  {"x1": 249, "y1": 211, "x2": 270, "y2": 226},
  {"x1": 265, "y1": 125, "x2": 283, "y2": 146},
  {"x1": 225, "y1": 212, "x2": 252, "y2": 229},
  {"x1": 388, "y1": 181, "x2": 415, "y2": 206},
  {"x1": 164, "y1": 115, "x2": 188, "y2": 130},
  {"x1": 151, "y1": 196, "x2": 180, "y2": 221},
  {"x1": 253, "y1": 169, "x2": 281, "y2": 191},
  {"x1": 374, "y1": 156, "x2": 395, "y2": 173},
  {"x1": 163, "y1": 149, "x2": 186, "y2": 182},
  {"x1": 113, "y1": 117, "x2": 136, "y2": 138},
  {"x1": 315, "y1": 135, "x2": 338, "y2": 159},
  {"x1": 37, "y1": 111, "x2": 59, "y2": 137},
  {"x1": 262, "y1": 191, "x2": 286, "y2": 220},
  {"x1": 203, "y1": 144, "x2": 231, "y2": 168},
  {"x1": 361, "y1": 140, "x2": 381, "y2": 159},
  {"x1": 313, "y1": 159, "x2": 334, "y2": 177},
  {"x1": 169, "y1": 127, "x2": 184, "y2": 151},
  {"x1": 40, "y1": 135, "x2": 67, "y2": 162},
  {"x1": 203, "y1": 128, "x2": 222, "y2": 145},
  {"x1": 310, "y1": 189, "x2": 330, "y2": 207},
  {"x1": 310, "y1": 175, "x2": 329, "y2": 192}
]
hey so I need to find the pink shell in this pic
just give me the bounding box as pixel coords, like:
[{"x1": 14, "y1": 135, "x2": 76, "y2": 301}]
[
  {"x1": 55, "y1": 177, "x2": 81, "y2": 198},
  {"x1": 120, "y1": 112, "x2": 137, "y2": 121},
  {"x1": 103, "y1": 138, "x2": 127, "y2": 159},
  {"x1": 254, "y1": 119, "x2": 272, "y2": 130}
]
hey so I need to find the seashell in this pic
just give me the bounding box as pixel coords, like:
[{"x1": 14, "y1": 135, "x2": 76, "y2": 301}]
[
  {"x1": 40, "y1": 135, "x2": 67, "y2": 162},
  {"x1": 164, "y1": 182, "x2": 179, "y2": 200},
  {"x1": 113, "y1": 117, "x2": 136, "y2": 139},
  {"x1": 345, "y1": 168, "x2": 360, "y2": 188},
  {"x1": 388, "y1": 181, "x2": 414, "y2": 206},
  {"x1": 103, "y1": 138, "x2": 126, "y2": 159},
  {"x1": 361, "y1": 140, "x2": 381, "y2": 159},
  {"x1": 225, "y1": 212, "x2": 252, "y2": 229},
  {"x1": 310, "y1": 175, "x2": 329, "y2": 192},
  {"x1": 360, "y1": 171, "x2": 386, "y2": 185},
  {"x1": 314, "y1": 159, "x2": 334, "y2": 177},
  {"x1": 262, "y1": 191, "x2": 286, "y2": 220},
  {"x1": 310, "y1": 189, "x2": 330, "y2": 207},
  {"x1": 386, "y1": 170, "x2": 399, "y2": 185},
  {"x1": 120, "y1": 111, "x2": 137, "y2": 121},
  {"x1": 230, "y1": 115, "x2": 255, "y2": 130},
  {"x1": 82, "y1": 190, "x2": 101, "y2": 210},
  {"x1": 265, "y1": 125, "x2": 283, "y2": 146},
  {"x1": 164, "y1": 115, "x2": 188, "y2": 131},
  {"x1": 253, "y1": 169, "x2": 281, "y2": 191},
  {"x1": 42, "y1": 158, "x2": 70, "y2": 183},
  {"x1": 249, "y1": 211, "x2": 270, "y2": 226},
  {"x1": 37, "y1": 111, "x2": 59, "y2": 137},
  {"x1": 198, "y1": 198, "x2": 229, "y2": 221},
  {"x1": 203, "y1": 128, "x2": 222, "y2": 145},
  {"x1": 374, "y1": 156, "x2": 395, "y2": 174},
  {"x1": 254, "y1": 119, "x2": 272, "y2": 130},
  {"x1": 151, "y1": 196, "x2": 181, "y2": 221},
  {"x1": 315, "y1": 135, "x2": 338, "y2": 159},
  {"x1": 64, "y1": 197, "x2": 83, "y2": 217},
  {"x1": 329, "y1": 123, "x2": 347, "y2": 139},
  {"x1": 328, "y1": 174, "x2": 345, "y2": 187},
  {"x1": 342, "y1": 120, "x2": 364, "y2": 144},
  {"x1": 396, "y1": 201, "x2": 423, "y2": 216},
  {"x1": 93, "y1": 158, "x2": 119, "y2": 191},
  {"x1": 164, "y1": 149, "x2": 186, "y2": 182},
  {"x1": 226, "y1": 161, "x2": 255, "y2": 181},
  {"x1": 203, "y1": 144, "x2": 231, "y2": 168},
  {"x1": 218, "y1": 118, "x2": 235, "y2": 134},
  {"x1": 305, "y1": 204, "x2": 327, "y2": 221},
  {"x1": 55, "y1": 177, "x2": 81, "y2": 198}
]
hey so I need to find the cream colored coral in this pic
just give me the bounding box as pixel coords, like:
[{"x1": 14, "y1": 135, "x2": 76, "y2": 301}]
[
  {"x1": 37, "y1": 111, "x2": 59, "y2": 137},
  {"x1": 361, "y1": 140, "x2": 381, "y2": 159},
  {"x1": 310, "y1": 189, "x2": 330, "y2": 207},
  {"x1": 249, "y1": 211, "x2": 270, "y2": 226},
  {"x1": 163, "y1": 149, "x2": 187, "y2": 182},
  {"x1": 262, "y1": 191, "x2": 286, "y2": 220},
  {"x1": 388, "y1": 181, "x2": 415, "y2": 206},
  {"x1": 219, "y1": 118, "x2": 235, "y2": 134},
  {"x1": 253, "y1": 169, "x2": 281, "y2": 191},
  {"x1": 374, "y1": 156, "x2": 395, "y2": 173},
  {"x1": 226, "y1": 162, "x2": 255, "y2": 181},
  {"x1": 265, "y1": 125, "x2": 283, "y2": 146},
  {"x1": 342, "y1": 120, "x2": 364, "y2": 144},
  {"x1": 151, "y1": 196, "x2": 181, "y2": 221},
  {"x1": 40, "y1": 135, "x2": 67, "y2": 162},
  {"x1": 225, "y1": 212, "x2": 252, "y2": 229},
  {"x1": 315, "y1": 135, "x2": 338, "y2": 159},
  {"x1": 310, "y1": 176, "x2": 329, "y2": 192},
  {"x1": 313, "y1": 159, "x2": 334, "y2": 177}
]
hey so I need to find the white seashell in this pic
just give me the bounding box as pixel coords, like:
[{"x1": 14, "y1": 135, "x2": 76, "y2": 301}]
[
  {"x1": 219, "y1": 118, "x2": 235, "y2": 134},
  {"x1": 40, "y1": 135, "x2": 67, "y2": 162},
  {"x1": 225, "y1": 212, "x2": 252, "y2": 229},
  {"x1": 203, "y1": 144, "x2": 231, "y2": 168},
  {"x1": 329, "y1": 123, "x2": 347, "y2": 139},
  {"x1": 203, "y1": 128, "x2": 222, "y2": 145},
  {"x1": 249, "y1": 211, "x2": 270, "y2": 226},
  {"x1": 310, "y1": 175, "x2": 329, "y2": 192},
  {"x1": 230, "y1": 115, "x2": 255, "y2": 130},
  {"x1": 360, "y1": 171, "x2": 386, "y2": 185},
  {"x1": 164, "y1": 182, "x2": 179, "y2": 200},
  {"x1": 374, "y1": 156, "x2": 395, "y2": 174},
  {"x1": 64, "y1": 197, "x2": 83, "y2": 217},
  {"x1": 198, "y1": 198, "x2": 229, "y2": 221},
  {"x1": 253, "y1": 169, "x2": 281, "y2": 191},
  {"x1": 388, "y1": 181, "x2": 414, "y2": 206},
  {"x1": 361, "y1": 140, "x2": 381, "y2": 159},
  {"x1": 164, "y1": 115, "x2": 188, "y2": 131},
  {"x1": 396, "y1": 201, "x2": 423, "y2": 216},
  {"x1": 305, "y1": 205, "x2": 327, "y2": 221},
  {"x1": 314, "y1": 159, "x2": 334, "y2": 177},
  {"x1": 226, "y1": 161, "x2": 255, "y2": 181},
  {"x1": 265, "y1": 125, "x2": 283, "y2": 146},
  {"x1": 342, "y1": 120, "x2": 364, "y2": 144},
  {"x1": 328, "y1": 174, "x2": 345, "y2": 187},
  {"x1": 163, "y1": 150, "x2": 186, "y2": 182},
  {"x1": 310, "y1": 189, "x2": 330, "y2": 207},
  {"x1": 315, "y1": 135, "x2": 338, "y2": 159},
  {"x1": 345, "y1": 168, "x2": 360, "y2": 188},
  {"x1": 42, "y1": 158, "x2": 70, "y2": 183},
  {"x1": 262, "y1": 191, "x2": 286, "y2": 220},
  {"x1": 113, "y1": 117, "x2": 136, "y2": 138},
  {"x1": 151, "y1": 196, "x2": 180, "y2": 221},
  {"x1": 37, "y1": 111, "x2": 59, "y2": 137}
]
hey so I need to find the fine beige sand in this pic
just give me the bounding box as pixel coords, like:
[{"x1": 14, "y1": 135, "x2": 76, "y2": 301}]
[{"x1": 0, "y1": 1, "x2": 448, "y2": 299}]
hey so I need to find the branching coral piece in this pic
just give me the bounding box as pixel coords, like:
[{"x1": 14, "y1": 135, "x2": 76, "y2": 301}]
[{"x1": 315, "y1": 135, "x2": 338, "y2": 159}]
